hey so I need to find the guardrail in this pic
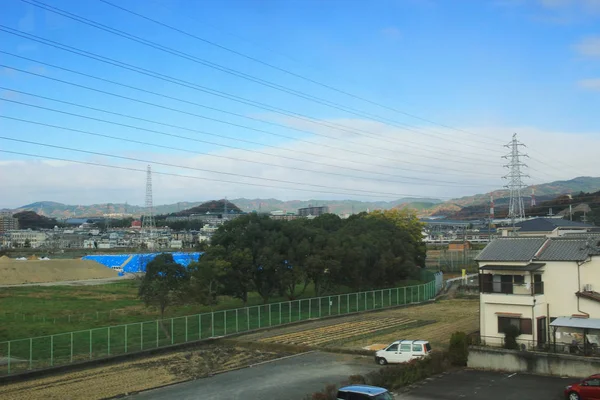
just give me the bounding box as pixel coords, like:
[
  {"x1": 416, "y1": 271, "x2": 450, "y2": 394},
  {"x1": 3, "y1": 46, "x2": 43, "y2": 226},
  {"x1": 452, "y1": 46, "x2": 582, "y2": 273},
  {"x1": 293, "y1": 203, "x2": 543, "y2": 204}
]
[{"x1": 0, "y1": 275, "x2": 442, "y2": 376}]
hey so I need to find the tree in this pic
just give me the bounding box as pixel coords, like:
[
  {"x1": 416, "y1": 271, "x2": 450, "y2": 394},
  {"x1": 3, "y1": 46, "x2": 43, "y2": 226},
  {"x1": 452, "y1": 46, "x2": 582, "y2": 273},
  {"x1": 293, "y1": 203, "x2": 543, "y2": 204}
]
[
  {"x1": 369, "y1": 209, "x2": 426, "y2": 266},
  {"x1": 187, "y1": 247, "x2": 227, "y2": 308},
  {"x1": 138, "y1": 253, "x2": 190, "y2": 337},
  {"x1": 23, "y1": 239, "x2": 31, "y2": 248}
]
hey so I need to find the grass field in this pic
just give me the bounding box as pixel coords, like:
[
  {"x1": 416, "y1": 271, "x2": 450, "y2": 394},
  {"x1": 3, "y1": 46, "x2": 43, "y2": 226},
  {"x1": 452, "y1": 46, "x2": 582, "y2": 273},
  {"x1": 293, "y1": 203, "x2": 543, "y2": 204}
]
[
  {"x1": 0, "y1": 280, "x2": 436, "y2": 376},
  {"x1": 0, "y1": 278, "x2": 425, "y2": 342}
]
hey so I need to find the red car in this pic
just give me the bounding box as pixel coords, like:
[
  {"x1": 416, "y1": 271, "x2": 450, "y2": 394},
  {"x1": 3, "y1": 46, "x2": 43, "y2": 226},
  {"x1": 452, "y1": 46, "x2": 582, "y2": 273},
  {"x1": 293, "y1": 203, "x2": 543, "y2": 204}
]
[{"x1": 564, "y1": 375, "x2": 600, "y2": 400}]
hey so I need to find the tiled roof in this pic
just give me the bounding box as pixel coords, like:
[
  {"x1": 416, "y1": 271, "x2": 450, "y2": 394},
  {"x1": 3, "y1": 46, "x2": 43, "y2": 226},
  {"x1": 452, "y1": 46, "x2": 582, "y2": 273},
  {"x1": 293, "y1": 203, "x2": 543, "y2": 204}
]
[
  {"x1": 475, "y1": 237, "x2": 547, "y2": 261},
  {"x1": 514, "y1": 218, "x2": 594, "y2": 232},
  {"x1": 535, "y1": 238, "x2": 592, "y2": 261}
]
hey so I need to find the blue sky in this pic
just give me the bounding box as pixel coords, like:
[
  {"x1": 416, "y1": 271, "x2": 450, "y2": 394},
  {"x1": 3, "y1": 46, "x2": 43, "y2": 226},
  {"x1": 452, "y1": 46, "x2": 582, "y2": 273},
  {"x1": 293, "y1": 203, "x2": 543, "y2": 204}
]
[{"x1": 1, "y1": 0, "x2": 600, "y2": 208}]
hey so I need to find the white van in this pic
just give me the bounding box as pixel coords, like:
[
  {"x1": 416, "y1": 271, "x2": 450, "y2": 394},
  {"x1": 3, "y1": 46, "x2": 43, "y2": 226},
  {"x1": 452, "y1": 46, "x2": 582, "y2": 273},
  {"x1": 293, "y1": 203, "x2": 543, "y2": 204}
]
[{"x1": 374, "y1": 339, "x2": 432, "y2": 365}]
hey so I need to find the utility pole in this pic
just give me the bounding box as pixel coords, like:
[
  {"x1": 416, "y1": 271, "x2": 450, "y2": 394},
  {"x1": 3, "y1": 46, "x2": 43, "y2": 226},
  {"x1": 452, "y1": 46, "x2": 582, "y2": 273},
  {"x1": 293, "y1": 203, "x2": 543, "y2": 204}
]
[{"x1": 502, "y1": 133, "x2": 529, "y2": 235}]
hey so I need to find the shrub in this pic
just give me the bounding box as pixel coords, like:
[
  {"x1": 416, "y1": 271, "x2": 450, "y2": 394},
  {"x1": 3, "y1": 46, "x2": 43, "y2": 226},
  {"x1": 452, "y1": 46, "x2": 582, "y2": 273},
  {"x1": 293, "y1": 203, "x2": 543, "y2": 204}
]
[
  {"x1": 347, "y1": 374, "x2": 366, "y2": 385},
  {"x1": 503, "y1": 325, "x2": 520, "y2": 350},
  {"x1": 448, "y1": 331, "x2": 470, "y2": 366}
]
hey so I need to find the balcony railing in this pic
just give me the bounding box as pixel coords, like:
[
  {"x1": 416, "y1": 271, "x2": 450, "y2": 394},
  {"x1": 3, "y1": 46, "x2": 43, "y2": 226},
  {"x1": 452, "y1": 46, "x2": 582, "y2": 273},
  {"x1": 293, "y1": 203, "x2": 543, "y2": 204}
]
[{"x1": 480, "y1": 282, "x2": 544, "y2": 295}]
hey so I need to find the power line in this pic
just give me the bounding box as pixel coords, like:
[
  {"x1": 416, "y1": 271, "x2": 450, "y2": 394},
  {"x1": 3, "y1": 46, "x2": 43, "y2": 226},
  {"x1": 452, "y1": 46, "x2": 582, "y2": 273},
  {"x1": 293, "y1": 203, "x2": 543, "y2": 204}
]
[
  {"x1": 0, "y1": 95, "x2": 502, "y2": 179},
  {"x1": 19, "y1": 0, "x2": 505, "y2": 151},
  {"x1": 0, "y1": 51, "x2": 500, "y2": 165},
  {"x1": 0, "y1": 114, "x2": 498, "y2": 188},
  {"x1": 99, "y1": 0, "x2": 506, "y2": 146},
  {"x1": 0, "y1": 138, "x2": 460, "y2": 199},
  {"x1": 0, "y1": 67, "x2": 503, "y2": 177}
]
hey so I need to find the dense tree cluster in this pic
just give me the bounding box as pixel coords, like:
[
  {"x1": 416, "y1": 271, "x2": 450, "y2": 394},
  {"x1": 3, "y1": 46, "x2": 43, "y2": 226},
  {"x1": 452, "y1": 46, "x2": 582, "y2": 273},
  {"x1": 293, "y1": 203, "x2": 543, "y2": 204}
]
[{"x1": 138, "y1": 211, "x2": 425, "y2": 316}]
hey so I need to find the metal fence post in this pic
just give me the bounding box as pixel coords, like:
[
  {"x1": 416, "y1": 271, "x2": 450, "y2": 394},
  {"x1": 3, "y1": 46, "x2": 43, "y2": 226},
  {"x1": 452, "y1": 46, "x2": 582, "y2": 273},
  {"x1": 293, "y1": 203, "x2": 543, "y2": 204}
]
[
  {"x1": 269, "y1": 304, "x2": 271, "y2": 327},
  {"x1": 247, "y1": 308, "x2": 250, "y2": 331},
  {"x1": 418, "y1": 285, "x2": 420, "y2": 302},
  {"x1": 125, "y1": 325, "x2": 128, "y2": 353},
  {"x1": 89, "y1": 330, "x2": 92, "y2": 359},
  {"x1": 108, "y1": 327, "x2": 111, "y2": 355},
  {"x1": 156, "y1": 320, "x2": 159, "y2": 348},
  {"x1": 279, "y1": 303, "x2": 282, "y2": 325},
  {"x1": 346, "y1": 294, "x2": 349, "y2": 313},
  {"x1": 288, "y1": 302, "x2": 291, "y2": 323},
  {"x1": 318, "y1": 298, "x2": 321, "y2": 318},
  {"x1": 7, "y1": 341, "x2": 10, "y2": 375},
  {"x1": 141, "y1": 323, "x2": 144, "y2": 350},
  {"x1": 328, "y1": 296, "x2": 331, "y2": 315},
  {"x1": 70, "y1": 332, "x2": 73, "y2": 362},
  {"x1": 258, "y1": 306, "x2": 261, "y2": 328},
  {"x1": 171, "y1": 319, "x2": 174, "y2": 344},
  {"x1": 50, "y1": 335, "x2": 54, "y2": 366},
  {"x1": 397, "y1": 288, "x2": 399, "y2": 305},
  {"x1": 199, "y1": 314, "x2": 202, "y2": 339},
  {"x1": 225, "y1": 311, "x2": 228, "y2": 336},
  {"x1": 308, "y1": 299, "x2": 311, "y2": 319},
  {"x1": 364, "y1": 292, "x2": 367, "y2": 310},
  {"x1": 29, "y1": 338, "x2": 32, "y2": 370},
  {"x1": 338, "y1": 295, "x2": 340, "y2": 315},
  {"x1": 211, "y1": 312, "x2": 215, "y2": 337},
  {"x1": 356, "y1": 293, "x2": 359, "y2": 312},
  {"x1": 404, "y1": 287, "x2": 407, "y2": 304},
  {"x1": 236, "y1": 309, "x2": 239, "y2": 333}
]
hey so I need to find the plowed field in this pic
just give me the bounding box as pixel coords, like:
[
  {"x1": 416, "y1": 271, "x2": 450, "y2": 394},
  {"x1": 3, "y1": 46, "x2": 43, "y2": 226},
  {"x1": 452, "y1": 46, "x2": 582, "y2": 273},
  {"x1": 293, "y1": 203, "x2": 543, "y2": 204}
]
[{"x1": 239, "y1": 299, "x2": 478, "y2": 350}]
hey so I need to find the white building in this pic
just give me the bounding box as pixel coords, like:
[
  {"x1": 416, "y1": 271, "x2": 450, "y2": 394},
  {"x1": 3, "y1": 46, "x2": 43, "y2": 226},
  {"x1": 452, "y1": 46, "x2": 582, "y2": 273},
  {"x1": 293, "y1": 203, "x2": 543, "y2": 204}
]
[
  {"x1": 8, "y1": 230, "x2": 48, "y2": 248},
  {"x1": 477, "y1": 236, "x2": 600, "y2": 354}
]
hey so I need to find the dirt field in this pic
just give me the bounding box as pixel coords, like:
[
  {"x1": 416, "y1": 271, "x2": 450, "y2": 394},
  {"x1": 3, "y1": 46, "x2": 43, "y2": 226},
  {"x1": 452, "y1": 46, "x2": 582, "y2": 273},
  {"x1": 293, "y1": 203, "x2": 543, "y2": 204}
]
[
  {"x1": 240, "y1": 299, "x2": 478, "y2": 350},
  {"x1": 0, "y1": 344, "x2": 291, "y2": 400},
  {"x1": 0, "y1": 257, "x2": 117, "y2": 285}
]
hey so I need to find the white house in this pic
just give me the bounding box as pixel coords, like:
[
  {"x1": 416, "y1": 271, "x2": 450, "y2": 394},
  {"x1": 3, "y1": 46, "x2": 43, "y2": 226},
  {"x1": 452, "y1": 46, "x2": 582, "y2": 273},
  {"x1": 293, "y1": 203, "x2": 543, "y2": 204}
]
[{"x1": 476, "y1": 236, "x2": 600, "y2": 355}]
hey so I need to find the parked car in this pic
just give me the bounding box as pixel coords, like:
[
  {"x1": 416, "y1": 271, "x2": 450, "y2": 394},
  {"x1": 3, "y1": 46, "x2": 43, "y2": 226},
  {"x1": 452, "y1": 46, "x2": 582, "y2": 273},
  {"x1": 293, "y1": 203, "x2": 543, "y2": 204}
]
[
  {"x1": 375, "y1": 339, "x2": 431, "y2": 365},
  {"x1": 337, "y1": 385, "x2": 394, "y2": 400},
  {"x1": 564, "y1": 374, "x2": 600, "y2": 400}
]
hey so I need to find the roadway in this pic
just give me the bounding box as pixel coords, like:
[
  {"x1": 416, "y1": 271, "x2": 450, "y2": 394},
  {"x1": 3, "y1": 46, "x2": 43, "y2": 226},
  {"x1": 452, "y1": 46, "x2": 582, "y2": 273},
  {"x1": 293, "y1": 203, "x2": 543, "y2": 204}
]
[{"x1": 124, "y1": 351, "x2": 380, "y2": 400}]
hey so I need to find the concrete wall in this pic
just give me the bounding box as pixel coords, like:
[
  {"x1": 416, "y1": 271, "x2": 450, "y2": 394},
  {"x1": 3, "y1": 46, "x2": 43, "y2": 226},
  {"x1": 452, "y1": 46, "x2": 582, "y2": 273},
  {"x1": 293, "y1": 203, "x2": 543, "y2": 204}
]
[{"x1": 468, "y1": 346, "x2": 600, "y2": 378}]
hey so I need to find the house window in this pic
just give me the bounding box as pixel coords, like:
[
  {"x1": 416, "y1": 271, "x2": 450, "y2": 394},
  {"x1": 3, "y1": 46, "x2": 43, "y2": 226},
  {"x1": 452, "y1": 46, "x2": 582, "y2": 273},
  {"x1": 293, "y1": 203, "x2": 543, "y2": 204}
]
[
  {"x1": 498, "y1": 316, "x2": 533, "y2": 335},
  {"x1": 513, "y1": 275, "x2": 525, "y2": 285}
]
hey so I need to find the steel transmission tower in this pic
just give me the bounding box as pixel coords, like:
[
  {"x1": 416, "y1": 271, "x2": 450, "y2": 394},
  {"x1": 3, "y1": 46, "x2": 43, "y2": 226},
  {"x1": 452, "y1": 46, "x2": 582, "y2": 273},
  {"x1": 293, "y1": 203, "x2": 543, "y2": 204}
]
[
  {"x1": 141, "y1": 165, "x2": 156, "y2": 247},
  {"x1": 502, "y1": 133, "x2": 529, "y2": 231}
]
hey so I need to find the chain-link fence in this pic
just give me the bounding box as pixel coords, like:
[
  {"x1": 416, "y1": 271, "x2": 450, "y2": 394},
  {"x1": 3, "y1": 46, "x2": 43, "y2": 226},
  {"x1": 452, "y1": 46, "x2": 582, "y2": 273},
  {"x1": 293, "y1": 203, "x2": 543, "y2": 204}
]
[{"x1": 0, "y1": 277, "x2": 440, "y2": 376}]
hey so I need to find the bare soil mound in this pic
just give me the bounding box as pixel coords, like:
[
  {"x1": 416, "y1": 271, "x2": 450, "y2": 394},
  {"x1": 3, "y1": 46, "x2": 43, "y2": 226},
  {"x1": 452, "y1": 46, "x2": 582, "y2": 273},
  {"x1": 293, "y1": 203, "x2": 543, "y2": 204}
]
[
  {"x1": 0, "y1": 255, "x2": 11, "y2": 263},
  {"x1": 0, "y1": 259, "x2": 118, "y2": 285}
]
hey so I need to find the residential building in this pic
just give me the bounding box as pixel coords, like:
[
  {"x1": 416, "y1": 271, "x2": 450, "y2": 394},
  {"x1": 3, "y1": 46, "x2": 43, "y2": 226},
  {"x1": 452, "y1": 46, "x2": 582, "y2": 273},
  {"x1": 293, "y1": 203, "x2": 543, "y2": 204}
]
[
  {"x1": 476, "y1": 236, "x2": 600, "y2": 353},
  {"x1": 448, "y1": 241, "x2": 473, "y2": 252},
  {"x1": 298, "y1": 205, "x2": 329, "y2": 217},
  {"x1": 498, "y1": 218, "x2": 596, "y2": 238},
  {"x1": 0, "y1": 212, "x2": 19, "y2": 233}
]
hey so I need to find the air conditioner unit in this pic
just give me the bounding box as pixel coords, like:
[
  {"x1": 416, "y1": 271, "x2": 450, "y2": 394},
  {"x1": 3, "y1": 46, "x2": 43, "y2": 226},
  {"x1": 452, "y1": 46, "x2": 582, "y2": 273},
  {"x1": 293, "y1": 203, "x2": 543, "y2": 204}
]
[{"x1": 583, "y1": 284, "x2": 593, "y2": 292}]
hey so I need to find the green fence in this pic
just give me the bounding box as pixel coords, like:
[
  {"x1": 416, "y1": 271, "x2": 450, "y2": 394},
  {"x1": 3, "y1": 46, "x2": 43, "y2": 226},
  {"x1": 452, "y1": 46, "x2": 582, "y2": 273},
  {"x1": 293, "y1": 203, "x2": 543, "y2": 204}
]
[{"x1": 0, "y1": 277, "x2": 440, "y2": 376}]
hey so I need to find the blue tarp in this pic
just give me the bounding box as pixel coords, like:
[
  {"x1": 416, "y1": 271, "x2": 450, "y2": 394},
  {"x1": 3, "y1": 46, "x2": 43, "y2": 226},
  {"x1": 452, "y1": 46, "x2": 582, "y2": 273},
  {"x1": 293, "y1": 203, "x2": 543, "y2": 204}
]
[{"x1": 82, "y1": 252, "x2": 202, "y2": 273}]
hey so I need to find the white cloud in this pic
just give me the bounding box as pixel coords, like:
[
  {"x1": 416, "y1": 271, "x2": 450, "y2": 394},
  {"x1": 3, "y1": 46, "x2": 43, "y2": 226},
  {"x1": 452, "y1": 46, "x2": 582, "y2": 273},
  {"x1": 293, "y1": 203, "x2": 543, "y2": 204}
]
[
  {"x1": 574, "y1": 36, "x2": 600, "y2": 57},
  {"x1": 1, "y1": 120, "x2": 599, "y2": 209},
  {"x1": 577, "y1": 78, "x2": 600, "y2": 89}
]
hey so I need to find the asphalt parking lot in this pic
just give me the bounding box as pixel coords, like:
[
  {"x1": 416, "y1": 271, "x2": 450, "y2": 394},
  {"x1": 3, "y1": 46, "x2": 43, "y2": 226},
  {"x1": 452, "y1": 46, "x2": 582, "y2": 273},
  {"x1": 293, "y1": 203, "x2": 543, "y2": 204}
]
[{"x1": 397, "y1": 369, "x2": 576, "y2": 400}]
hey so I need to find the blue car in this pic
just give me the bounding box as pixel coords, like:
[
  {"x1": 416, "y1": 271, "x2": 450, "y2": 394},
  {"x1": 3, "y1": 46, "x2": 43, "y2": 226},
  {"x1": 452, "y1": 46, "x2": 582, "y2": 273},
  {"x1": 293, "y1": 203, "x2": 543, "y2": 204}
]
[{"x1": 336, "y1": 385, "x2": 394, "y2": 400}]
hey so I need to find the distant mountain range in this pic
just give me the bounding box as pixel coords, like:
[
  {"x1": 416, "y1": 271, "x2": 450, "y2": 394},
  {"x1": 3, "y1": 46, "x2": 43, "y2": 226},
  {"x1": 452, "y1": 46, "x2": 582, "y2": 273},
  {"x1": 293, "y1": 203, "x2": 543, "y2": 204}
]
[
  {"x1": 4, "y1": 177, "x2": 600, "y2": 220},
  {"x1": 2, "y1": 198, "x2": 442, "y2": 219}
]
